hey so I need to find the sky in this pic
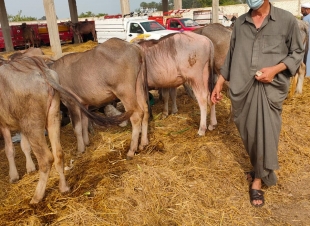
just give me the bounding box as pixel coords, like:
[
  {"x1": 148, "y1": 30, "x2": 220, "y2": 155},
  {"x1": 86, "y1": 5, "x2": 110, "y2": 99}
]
[{"x1": 4, "y1": 0, "x2": 156, "y2": 20}]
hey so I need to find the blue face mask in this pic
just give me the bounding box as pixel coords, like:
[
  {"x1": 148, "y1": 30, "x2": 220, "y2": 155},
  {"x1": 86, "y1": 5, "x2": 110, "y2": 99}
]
[{"x1": 246, "y1": 0, "x2": 264, "y2": 10}]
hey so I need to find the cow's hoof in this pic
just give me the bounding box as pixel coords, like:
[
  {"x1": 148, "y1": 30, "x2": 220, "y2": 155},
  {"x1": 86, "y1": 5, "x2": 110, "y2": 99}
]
[
  {"x1": 118, "y1": 120, "x2": 128, "y2": 127},
  {"x1": 126, "y1": 155, "x2": 133, "y2": 160},
  {"x1": 208, "y1": 124, "x2": 216, "y2": 131},
  {"x1": 60, "y1": 186, "x2": 71, "y2": 194},
  {"x1": 27, "y1": 165, "x2": 36, "y2": 174},
  {"x1": 29, "y1": 198, "x2": 40, "y2": 205},
  {"x1": 197, "y1": 130, "x2": 206, "y2": 136},
  {"x1": 9, "y1": 177, "x2": 20, "y2": 184}
]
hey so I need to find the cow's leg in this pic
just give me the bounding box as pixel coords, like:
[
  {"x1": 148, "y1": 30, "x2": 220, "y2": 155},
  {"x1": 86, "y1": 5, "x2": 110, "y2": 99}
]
[
  {"x1": 169, "y1": 87, "x2": 178, "y2": 114},
  {"x1": 20, "y1": 133, "x2": 36, "y2": 173},
  {"x1": 78, "y1": 35, "x2": 83, "y2": 43},
  {"x1": 68, "y1": 105, "x2": 85, "y2": 153},
  {"x1": 46, "y1": 95, "x2": 70, "y2": 195},
  {"x1": 119, "y1": 93, "x2": 146, "y2": 159},
  {"x1": 136, "y1": 86, "x2": 149, "y2": 152},
  {"x1": 191, "y1": 83, "x2": 208, "y2": 136},
  {"x1": 92, "y1": 30, "x2": 97, "y2": 42},
  {"x1": 162, "y1": 88, "x2": 170, "y2": 118},
  {"x1": 289, "y1": 74, "x2": 298, "y2": 98},
  {"x1": 25, "y1": 129, "x2": 54, "y2": 204},
  {"x1": 126, "y1": 107, "x2": 143, "y2": 159},
  {"x1": 296, "y1": 62, "x2": 306, "y2": 94},
  {"x1": 183, "y1": 83, "x2": 196, "y2": 100},
  {"x1": 208, "y1": 100, "x2": 217, "y2": 131},
  {"x1": 1, "y1": 127, "x2": 19, "y2": 183},
  {"x1": 81, "y1": 106, "x2": 90, "y2": 146}
]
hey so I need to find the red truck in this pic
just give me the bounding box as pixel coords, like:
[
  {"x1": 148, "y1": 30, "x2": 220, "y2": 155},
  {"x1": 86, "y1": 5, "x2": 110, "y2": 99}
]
[
  {"x1": 0, "y1": 22, "x2": 73, "y2": 51},
  {"x1": 38, "y1": 22, "x2": 73, "y2": 46},
  {"x1": 148, "y1": 16, "x2": 202, "y2": 31},
  {"x1": 0, "y1": 24, "x2": 41, "y2": 51}
]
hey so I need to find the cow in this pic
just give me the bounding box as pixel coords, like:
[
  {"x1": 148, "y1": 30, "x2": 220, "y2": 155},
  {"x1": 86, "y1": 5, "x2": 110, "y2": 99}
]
[
  {"x1": 49, "y1": 38, "x2": 149, "y2": 159},
  {"x1": 152, "y1": 24, "x2": 231, "y2": 122},
  {"x1": 8, "y1": 47, "x2": 48, "y2": 61},
  {"x1": 167, "y1": 23, "x2": 232, "y2": 101},
  {"x1": 138, "y1": 32, "x2": 217, "y2": 135},
  {"x1": 21, "y1": 23, "x2": 38, "y2": 48},
  {"x1": 288, "y1": 19, "x2": 309, "y2": 98},
  {"x1": 67, "y1": 20, "x2": 97, "y2": 43},
  {"x1": 0, "y1": 56, "x2": 131, "y2": 203}
]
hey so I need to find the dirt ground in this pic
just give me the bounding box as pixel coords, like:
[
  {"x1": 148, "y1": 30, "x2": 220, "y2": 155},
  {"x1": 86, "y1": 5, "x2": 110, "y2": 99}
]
[{"x1": 0, "y1": 43, "x2": 309, "y2": 225}]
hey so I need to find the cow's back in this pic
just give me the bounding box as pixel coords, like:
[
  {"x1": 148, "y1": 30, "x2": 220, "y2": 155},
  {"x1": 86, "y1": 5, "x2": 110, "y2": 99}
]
[
  {"x1": 193, "y1": 23, "x2": 232, "y2": 73},
  {"x1": 0, "y1": 58, "x2": 52, "y2": 131},
  {"x1": 50, "y1": 38, "x2": 144, "y2": 106}
]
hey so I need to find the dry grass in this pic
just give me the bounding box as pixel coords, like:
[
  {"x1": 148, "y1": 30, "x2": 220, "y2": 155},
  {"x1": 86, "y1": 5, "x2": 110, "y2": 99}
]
[{"x1": 0, "y1": 42, "x2": 309, "y2": 225}]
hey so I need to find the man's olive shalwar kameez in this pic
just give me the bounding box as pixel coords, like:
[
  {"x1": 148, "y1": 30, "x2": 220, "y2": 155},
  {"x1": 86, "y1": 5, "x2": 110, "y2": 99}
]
[{"x1": 221, "y1": 4, "x2": 304, "y2": 186}]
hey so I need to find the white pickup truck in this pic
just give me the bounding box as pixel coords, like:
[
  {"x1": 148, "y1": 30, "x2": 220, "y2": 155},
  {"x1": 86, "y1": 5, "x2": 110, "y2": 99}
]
[{"x1": 95, "y1": 16, "x2": 177, "y2": 43}]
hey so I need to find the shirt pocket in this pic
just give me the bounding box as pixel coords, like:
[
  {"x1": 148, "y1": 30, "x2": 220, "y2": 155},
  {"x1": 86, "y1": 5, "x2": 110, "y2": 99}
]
[{"x1": 262, "y1": 35, "x2": 284, "y2": 54}]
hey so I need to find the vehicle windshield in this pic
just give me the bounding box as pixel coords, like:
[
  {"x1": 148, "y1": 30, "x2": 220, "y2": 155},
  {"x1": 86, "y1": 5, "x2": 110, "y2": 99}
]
[
  {"x1": 140, "y1": 21, "x2": 166, "y2": 32},
  {"x1": 180, "y1": 18, "x2": 200, "y2": 27}
]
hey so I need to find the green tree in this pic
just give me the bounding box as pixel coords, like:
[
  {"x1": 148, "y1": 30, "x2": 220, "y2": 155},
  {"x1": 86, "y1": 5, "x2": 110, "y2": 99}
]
[
  {"x1": 8, "y1": 10, "x2": 37, "y2": 22},
  {"x1": 79, "y1": 11, "x2": 96, "y2": 18},
  {"x1": 183, "y1": 0, "x2": 204, "y2": 8},
  {"x1": 79, "y1": 11, "x2": 107, "y2": 18},
  {"x1": 96, "y1": 13, "x2": 107, "y2": 17},
  {"x1": 198, "y1": 0, "x2": 242, "y2": 7}
]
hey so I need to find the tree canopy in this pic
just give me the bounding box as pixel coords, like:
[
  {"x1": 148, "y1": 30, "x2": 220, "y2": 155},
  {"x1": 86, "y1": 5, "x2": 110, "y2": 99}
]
[
  {"x1": 79, "y1": 11, "x2": 107, "y2": 18},
  {"x1": 8, "y1": 10, "x2": 37, "y2": 22}
]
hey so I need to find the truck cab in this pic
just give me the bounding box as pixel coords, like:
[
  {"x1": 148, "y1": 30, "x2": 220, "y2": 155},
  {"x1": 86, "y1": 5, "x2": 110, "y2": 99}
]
[
  {"x1": 127, "y1": 19, "x2": 177, "y2": 42},
  {"x1": 165, "y1": 18, "x2": 202, "y2": 31},
  {"x1": 95, "y1": 16, "x2": 177, "y2": 43}
]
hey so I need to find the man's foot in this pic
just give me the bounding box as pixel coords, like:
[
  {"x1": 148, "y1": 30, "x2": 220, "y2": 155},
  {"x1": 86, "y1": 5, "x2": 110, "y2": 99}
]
[
  {"x1": 249, "y1": 178, "x2": 264, "y2": 207},
  {"x1": 246, "y1": 171, "x2": 255, "y2": 183}
]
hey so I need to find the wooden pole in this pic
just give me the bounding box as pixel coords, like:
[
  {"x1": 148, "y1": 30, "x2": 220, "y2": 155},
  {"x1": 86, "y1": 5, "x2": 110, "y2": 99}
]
[
  {"x1": 68, "y1": 0, "x2": 79, "y2": 43},
  {"x1": 212, "y1": 0, "x2": 219, "y2": 23},
  {"x1": 0, "y1": 0, "x2": 14, "y2": 52},
  {"x1": 162, "y1": 0, "x2": 168, "y2": 14},
  {"x1": 174, "y1": 0, "x2": 182, "y2": 10},
  {"x1": 43, "y1": 0, "x2": 62, "y2": 59},
  {"x1": 120, "y1": 0, "x2": 130, "y2": 16}
]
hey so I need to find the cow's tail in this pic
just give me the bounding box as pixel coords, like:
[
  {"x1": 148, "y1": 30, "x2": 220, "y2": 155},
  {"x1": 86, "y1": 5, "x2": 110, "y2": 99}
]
[
  {"x1": 42, "y1": 68, "x2": 132, "y2": 126},
  {"x1": 136, "y1": 44, "x2": 152, "y2": 120},
  {"x1": 208, "y1": 38, "x2": 215, "y2": 94}
]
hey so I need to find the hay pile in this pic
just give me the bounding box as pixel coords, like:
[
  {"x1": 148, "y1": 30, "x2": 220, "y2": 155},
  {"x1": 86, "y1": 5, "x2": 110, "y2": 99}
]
[{"x1": 0, "y1": 42, "x2": 310, "y2": 225}]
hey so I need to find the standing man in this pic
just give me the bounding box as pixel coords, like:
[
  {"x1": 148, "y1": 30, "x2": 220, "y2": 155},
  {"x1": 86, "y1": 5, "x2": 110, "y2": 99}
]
[
  {"x1": 301, "y1": 2, "x2": 310, "y2": 21},
  {"x1": 301, "y1": 3, "x2": 310, "y2": 76},
  {"x1": 211, "y1": 0, "x2": 304, "y2": 207}
]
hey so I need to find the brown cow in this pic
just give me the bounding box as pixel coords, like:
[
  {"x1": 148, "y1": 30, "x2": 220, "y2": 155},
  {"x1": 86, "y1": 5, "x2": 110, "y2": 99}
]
[
  {"x1": 49, "y1": 38, "x2": 149, "y2": 159},
  {"x1": 193, "y1": 23, "x2": 232, "y2": 76},
  {"x1": 289, "y1": 19, "x2": 309, "y2": 97},
  {"x1": 8, "y1": 47, "x2": 48, "y2": 61},
  {"x1": 21, "y1": 23, "x2": 37, "y2": 48},
  {"x1": 0, "y1": 57, "x2": 131, "y2": 203},
  {"x1": 67, "y1": 20, "x2": 97, "y2": 43},
  {"x1": 138, "y1": 32, "x2": 217, "y2": 135}
]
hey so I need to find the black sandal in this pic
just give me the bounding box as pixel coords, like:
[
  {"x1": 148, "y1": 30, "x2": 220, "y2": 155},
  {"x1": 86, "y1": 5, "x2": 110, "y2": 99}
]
[{"x1": 249, "y1": 188, "x2": 265, "y2": 207}]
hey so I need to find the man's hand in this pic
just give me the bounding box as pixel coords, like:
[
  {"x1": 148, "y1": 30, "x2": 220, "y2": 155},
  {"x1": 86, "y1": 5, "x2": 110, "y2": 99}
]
[
  {"x1": 255, "y1": 63, "x2": 287, "y2": 83},
  {"x1": 211, "y1": 75, "x2": 225, "y2": 104}
]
